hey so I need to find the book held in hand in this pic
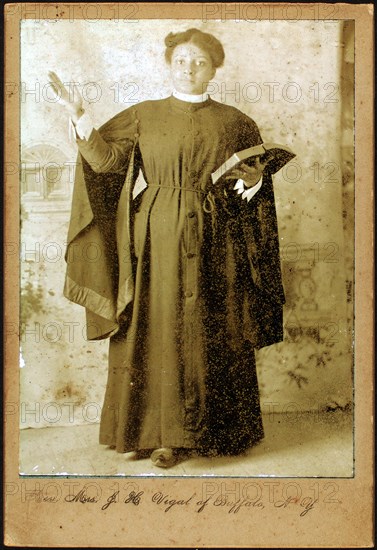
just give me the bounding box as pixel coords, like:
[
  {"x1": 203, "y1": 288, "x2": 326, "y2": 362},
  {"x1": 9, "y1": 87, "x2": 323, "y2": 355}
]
[{"x1": 211, "y1": 142, "x2": 296, "y2": 184}]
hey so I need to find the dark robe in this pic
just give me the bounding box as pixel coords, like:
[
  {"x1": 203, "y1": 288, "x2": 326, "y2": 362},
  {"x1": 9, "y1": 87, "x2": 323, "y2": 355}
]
[{"x1": 64, "y1": 95, "x2": 285, "y2": 455}]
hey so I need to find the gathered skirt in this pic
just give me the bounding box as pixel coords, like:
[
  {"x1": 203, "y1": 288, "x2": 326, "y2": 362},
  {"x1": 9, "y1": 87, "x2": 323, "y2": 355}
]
[{"x1": 98, "y1": 185, "x2": 264, "y2": 455}]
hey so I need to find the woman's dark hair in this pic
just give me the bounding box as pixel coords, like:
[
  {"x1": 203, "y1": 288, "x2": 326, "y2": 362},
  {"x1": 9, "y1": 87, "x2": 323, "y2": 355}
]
[{"x1": 164, "y1": 28, "x2": 225, "y2": 68}]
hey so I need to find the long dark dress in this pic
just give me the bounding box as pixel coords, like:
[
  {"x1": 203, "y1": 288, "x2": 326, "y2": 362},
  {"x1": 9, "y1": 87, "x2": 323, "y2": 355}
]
[{"x1": 68, "y1": 95, "x2": 285, "y2": 455}]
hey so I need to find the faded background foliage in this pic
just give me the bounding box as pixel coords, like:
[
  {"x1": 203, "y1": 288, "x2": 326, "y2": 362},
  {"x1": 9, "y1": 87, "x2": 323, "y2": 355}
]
[{"x1": 19, "y1": 19, "x2": 354, "y2": 428}]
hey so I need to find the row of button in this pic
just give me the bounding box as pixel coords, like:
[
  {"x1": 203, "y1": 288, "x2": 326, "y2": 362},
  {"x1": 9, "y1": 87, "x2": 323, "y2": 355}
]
[{"x1": 185, "y1": 176, "x2": 197, "y2": 299}]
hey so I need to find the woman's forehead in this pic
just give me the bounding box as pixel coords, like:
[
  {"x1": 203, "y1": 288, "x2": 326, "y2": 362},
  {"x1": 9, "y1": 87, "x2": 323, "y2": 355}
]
[{"x1": 172, "y1": 43, "x2": 211, "y2": 59}]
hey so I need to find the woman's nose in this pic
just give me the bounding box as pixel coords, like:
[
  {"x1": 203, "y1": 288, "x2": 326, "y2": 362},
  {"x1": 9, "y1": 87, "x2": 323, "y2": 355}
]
[{"x1": 184, "y1": 62, "x2": 196, "y2": 74}]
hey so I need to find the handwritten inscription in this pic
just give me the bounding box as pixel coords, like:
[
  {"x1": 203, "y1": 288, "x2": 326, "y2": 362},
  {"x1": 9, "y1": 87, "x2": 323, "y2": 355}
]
[
  {"x1": 101, "y1": 490, "x2": 144, "y2": 510},
  {"x1": 65, "y1": 488, "x2": 99, "y2": 504},
  {"x1": 274, "y1": 496, "x2": 318, "y2": 517},
  {"x1": 152, "y1": 492, "x2": 195, "y2": 512},
  {"x1": 20, "y1": 484, "x2": 322, "y2": 517},
  {"x1": 213, "y1": 495, "x2": 265, "y2": 513},
  {"x1": 62, "y1": 488, "x2": 317, "y2": 516}
]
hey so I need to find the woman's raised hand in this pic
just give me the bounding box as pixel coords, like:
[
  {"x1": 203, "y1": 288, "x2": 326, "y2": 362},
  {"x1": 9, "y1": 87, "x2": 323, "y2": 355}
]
[{"x1": 48, "y1": 71, "x2": 84, "y2": 122}]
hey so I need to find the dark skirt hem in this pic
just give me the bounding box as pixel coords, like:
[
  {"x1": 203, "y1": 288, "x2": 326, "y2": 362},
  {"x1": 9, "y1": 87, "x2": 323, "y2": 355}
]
[{"x1": 99, "y1": 432, "x2": 264, "y2": 457}]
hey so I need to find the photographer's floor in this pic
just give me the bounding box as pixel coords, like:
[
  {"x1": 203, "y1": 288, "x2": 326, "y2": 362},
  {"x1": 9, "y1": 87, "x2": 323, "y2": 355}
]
[{"x1": 19, "y1": 410, "x2": 353, "y2": 477}]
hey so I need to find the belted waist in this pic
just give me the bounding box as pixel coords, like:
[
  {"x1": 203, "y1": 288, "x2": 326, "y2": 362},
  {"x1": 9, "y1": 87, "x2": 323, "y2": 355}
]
[
  {"x1": 146, "y1": 184, "x2": 216, "y2": 213},
  {"x1": 146, "y1": 184, "x2": 207, "y2": 194}
]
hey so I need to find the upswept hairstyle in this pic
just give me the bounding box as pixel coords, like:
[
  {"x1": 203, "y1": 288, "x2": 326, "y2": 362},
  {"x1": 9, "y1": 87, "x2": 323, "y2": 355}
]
[{"x1": 164, "y1": 28, "x2": 225, "y2": 68}]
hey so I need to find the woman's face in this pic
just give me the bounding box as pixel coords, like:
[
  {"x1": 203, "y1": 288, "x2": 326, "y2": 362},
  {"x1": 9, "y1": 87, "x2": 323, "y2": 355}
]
[{"x1": 170, "y1": 42, "x2": 216, "y2": 95}]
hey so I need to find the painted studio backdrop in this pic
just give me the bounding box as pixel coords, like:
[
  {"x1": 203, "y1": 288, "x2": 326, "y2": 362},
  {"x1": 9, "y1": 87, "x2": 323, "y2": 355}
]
[{"x1": 19, "y1": 20, "x2": 354, "y2": 430}]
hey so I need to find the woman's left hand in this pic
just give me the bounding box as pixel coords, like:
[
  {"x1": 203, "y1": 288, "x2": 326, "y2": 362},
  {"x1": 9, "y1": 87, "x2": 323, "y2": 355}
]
[{"x1": 225, "y1": 157, "x2": 269, "y2": 188}]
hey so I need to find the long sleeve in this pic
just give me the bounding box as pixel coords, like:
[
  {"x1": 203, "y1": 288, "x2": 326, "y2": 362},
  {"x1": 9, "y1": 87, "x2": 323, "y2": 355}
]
[
  {"x1": 71, "y1": 110, "x2": 136, "y2": 175},
  {"x1": 70, "y1": 112, "x2": 94, "y2": 141},
  {"x1": 234, "y1": 112, "x2": 265, "y2": 201}
]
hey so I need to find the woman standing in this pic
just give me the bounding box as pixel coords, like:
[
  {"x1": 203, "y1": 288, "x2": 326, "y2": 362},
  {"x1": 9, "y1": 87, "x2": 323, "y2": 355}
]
[{"x1": 49, "y1": 28, "x2": 285, "y2": 468}]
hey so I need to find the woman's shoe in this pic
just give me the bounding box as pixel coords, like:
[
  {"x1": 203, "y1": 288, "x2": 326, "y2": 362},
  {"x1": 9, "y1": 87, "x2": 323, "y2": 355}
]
[
  {"x1": 150, "y1": 447, "x2": 176, "y2": 468},
  {"x1": 150, "y1": 447, "x2": 193, "y2": 468}
]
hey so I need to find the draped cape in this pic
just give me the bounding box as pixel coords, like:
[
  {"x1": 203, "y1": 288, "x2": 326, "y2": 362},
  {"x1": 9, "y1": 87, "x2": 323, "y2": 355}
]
[
  {"x1": 64, "y1": 111, "x2": 139, "y2": 340},
  {"x1": 64, "y1": 106, "x2": 285, "y2": 348}
]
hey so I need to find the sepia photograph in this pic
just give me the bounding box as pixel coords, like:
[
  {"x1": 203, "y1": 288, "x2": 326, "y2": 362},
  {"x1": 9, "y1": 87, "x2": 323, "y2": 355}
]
[
  {"x1": 4, "y1": 3, "x2": 374, "y2": 548},
  {"x1": 16, "y1": 16, "x2": 356, "y2": 477}
]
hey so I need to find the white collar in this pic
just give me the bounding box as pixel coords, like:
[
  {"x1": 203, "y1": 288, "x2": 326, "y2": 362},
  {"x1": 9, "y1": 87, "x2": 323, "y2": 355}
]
[{"x1": 172, "y1": 89, "x2": 209, "y2": 103}]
